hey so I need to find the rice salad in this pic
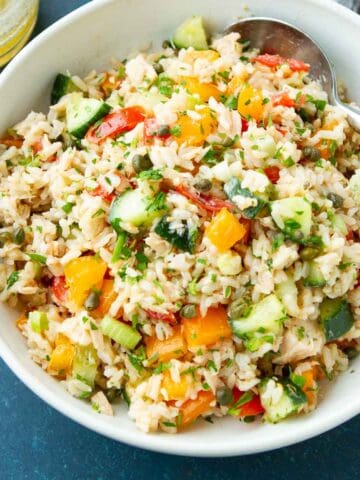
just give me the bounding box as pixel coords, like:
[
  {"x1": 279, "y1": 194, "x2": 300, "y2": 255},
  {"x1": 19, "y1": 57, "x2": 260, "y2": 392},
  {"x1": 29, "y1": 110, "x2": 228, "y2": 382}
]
[{"x1": 1, "y1": 16, "x2": 359, "y2": 433}]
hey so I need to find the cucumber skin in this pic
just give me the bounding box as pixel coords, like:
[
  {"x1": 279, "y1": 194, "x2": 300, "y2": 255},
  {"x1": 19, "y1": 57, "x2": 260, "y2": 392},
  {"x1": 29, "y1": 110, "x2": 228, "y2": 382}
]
[
  {"x1": 69, "y1": 101, "x2": 111, "y2": 139},
  {"x1": 224, "y1": 177, "x2": 267, "y2": 219},
  {"x1": 320, "y1": 298, "x2": 354, "y2": 341},
  {"x1": 259, "y1": 378, "x2": 307, "y2": 423},
  {"x1": 51, "y1": 74, "x2": 78, "y2": 105},
  {"x1": 154, "y1": 215, "x2": 198, "y2": 253},
  {"x1": 172, "y1": 16, "x2": 208, "y2": 50}
]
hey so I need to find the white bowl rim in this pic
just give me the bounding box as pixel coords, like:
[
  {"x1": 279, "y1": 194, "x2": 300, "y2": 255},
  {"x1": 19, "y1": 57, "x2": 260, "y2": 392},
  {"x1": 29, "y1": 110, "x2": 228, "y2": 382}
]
[{"x1": 0, "y1": 0, "x2": 359, "y2": 457}]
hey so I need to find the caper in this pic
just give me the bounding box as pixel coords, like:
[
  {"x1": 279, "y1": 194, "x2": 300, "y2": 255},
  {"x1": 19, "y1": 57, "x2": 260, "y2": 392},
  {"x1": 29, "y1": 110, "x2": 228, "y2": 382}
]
[
  {"x1": 194, "y1": 178, "x2": 212, "y2": 193},
  {"x1": 154, "y1": 63, "x2": 164, "y2": 74},
  {"x1": 132, "y1": 154, "x2": 153, "y2": 173},
  {"x1": 162, "y1": 40, "x2": 172, "y2": 49},
  {"x1": 84, "y1": 290, "x2": 100, "y2": 311},
  {"x1": 12, "y1": 226, "x2": 25, "y2": 245},
  {"x1": 223, "y1": 136, "x2": 234, "y2": 148},
  {"x1": 55, "y1": 224, "x2": 63, "y2": 240},
  {"x1": 0, "y1": 231, "x2": 11, "y2": 247},
  {"x1": 327, "y1": 192, "x2": 344, "y2": 209},
  {"x1": 300, "y1": 246, "x2": 320, "y2": 261},
  {"x1": 157, "y1": 125, "x2": 170, "y2": 137},
  {"x1": 344, "y1": 347, "x2": 358, "y2": 360},
  {"x1": 303, "y1": 146, "x2": 321, "y2": 162},
  {"x1": 180, "y1": 304, "x2": 197, "y2": 318},
  {"x1": 216, "y1": 386, "x2": 234, "y2": 406}
]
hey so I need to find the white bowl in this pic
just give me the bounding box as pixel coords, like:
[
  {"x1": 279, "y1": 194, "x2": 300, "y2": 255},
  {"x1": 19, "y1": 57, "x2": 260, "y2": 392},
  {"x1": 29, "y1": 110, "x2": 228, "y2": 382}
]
[{"x1": 0, "y1": 0, "x2": 359, "y2": 457}]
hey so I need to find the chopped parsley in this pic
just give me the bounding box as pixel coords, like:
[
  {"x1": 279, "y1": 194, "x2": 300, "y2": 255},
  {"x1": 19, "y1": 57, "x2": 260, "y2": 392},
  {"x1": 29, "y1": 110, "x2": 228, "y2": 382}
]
[
  {"x1": 7, "y1": 270, "x2": 20, "y2": 289},
  {"x1": 25, "y1": 252, "x2": 47, "y2": 265}
]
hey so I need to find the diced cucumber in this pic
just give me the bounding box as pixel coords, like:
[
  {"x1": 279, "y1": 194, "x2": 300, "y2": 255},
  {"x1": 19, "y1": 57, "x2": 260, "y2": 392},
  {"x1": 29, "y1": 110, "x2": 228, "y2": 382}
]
[
  {"x1": 66, "y1": 93, "x2": 111, "y2": 138},
  {"x1": 72, "y1": 345, "x2": 99, "y2": 388},
  {"x1": 109, "y1": 188, "x2": 167, "y2": 231},
  {"x1": 154, "y1": 215, "x2": 198, "y2": 253},
  {"x1": 275, "y1": 275, "x2": 298, "y2": 316},
  {"x1": 270, "y1": 197, "x2": 312, "y2": 240},
  {"x1": 259, "y1": 378, "x2": 307, "y2": 423},
  {"x1": 224, "y1": 177, "x2": 267, "y2": 219},
  {"x1": 303, "y1": 260, "x2": 326, "y2": 287},
  {"x1": 172, "y1": 16, "x2": 208, "y2": 50},
  {"x1": 29, "y1": 311, "x2": 48, "y2": 333},
  {"x1": 230, "y1": 294, "x2": 286, "y2": 352},
  {"x1": 51, "y1": 73, "x2": 79, "y2": 105},
  {"x1": 319, "y1": 298, "x2": 354, "y2": 342},
  {"x1": 332, "y1": 213, "x2": 347, "y2": 236},
  {"x1": 100, "y1": 316, "x2": 141, "y2": 350}
]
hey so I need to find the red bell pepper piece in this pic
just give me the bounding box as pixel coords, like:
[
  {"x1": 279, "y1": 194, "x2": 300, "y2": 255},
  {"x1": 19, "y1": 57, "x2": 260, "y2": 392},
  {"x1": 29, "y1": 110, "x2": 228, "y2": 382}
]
[
  {"x1": 253, "y1": 54, "x2": 310, "y2": 73},
  {"x1": 288, "y1": 58, "x2": 310, "y2": 72},
  {"x1": 86, "y1": 106, "x2": 145, "y2": 144},
  {"x1": 0, "y1": 136, "x2": 23, "y2": 148},
  {"x1": 145, "y1": 309, "x2": 177, "y2": 325},
  {"x1": 228, "y1": 387, "x2": 265, "y2": 417},
  {"x1": 264, "y1": 166, "x2": 280, "y2": 184},
  {"x1": 346, "y1": 229, "x2": 354, "y2": 241},
  {"x1": 175, "y1": 184, "x2": 233, "y2": 213},
  {"x1": 252, "y1": 54, "x2": 284, "y2": 68},
  {"x1": 272, "y1": 93, "x2": 296, "y2": 108},
  {"x1": 52, "y1": 276, "x2": 68, "y2": 304},
  {"x1": 241, "y1": 117, "x2": 249, "y2": 132},
  {"x1": 88, "y1": 184, "x2": 116, "y2": 203}
]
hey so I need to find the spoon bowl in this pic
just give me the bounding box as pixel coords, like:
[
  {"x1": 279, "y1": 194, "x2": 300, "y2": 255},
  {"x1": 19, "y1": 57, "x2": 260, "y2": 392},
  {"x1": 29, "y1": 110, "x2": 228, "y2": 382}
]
[{"x1": 226, "y1": 17, "x2": 360, "y2": 131}]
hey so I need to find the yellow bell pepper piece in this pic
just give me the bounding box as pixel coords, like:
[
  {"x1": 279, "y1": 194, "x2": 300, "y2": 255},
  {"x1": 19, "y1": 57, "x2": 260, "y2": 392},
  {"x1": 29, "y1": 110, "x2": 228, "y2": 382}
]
[
  {"x1": 178, "y1": 390, "x2": 215, "y2": 428},
  {"x1": 16, "y1": 311, "x2": 27, "y2": 330},
  {"x1": 183, "y1": 50, "x2": 220, "y2": 63},
  {"x1": 55, "y1": 333, "x2": 72, "y2": 346},
  {"x1": 162, "y1": 370, "x2": 192, "y2": 400},
  {"x1": 182, "y1": 305, "x2": 232, "y2": 347},
  {"x1": 48, "y1": 343, "x2": 75, "y2": 376},
  {"x1": 146, "y1": 325, "x2": 186, "y2": 363},
  {"x1": 93, "y1": 278, "x2": 118, "y2": 318},
  {"x1": 205, "y1": 208, "x2": 246, "y2": 252},
  {"x1": 237, "y1": 84, "x2": 264, "y2": 121},
  {"x1": 64, "y1": 255, "x2": 107, "y2": 309},
  {"x1": 227, "y1": 74, "x2": 249, "y2": 96},
  {"x1": 174, "y1": 107, "x2": 217, "y2": 146},
  {"x1": 179, "y1": 76, "x2": 221, "y2": 102}
]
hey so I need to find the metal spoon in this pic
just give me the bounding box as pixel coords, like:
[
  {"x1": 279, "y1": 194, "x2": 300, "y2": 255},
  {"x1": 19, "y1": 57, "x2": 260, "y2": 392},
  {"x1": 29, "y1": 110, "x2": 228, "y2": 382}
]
[{"x1": 226, "y1": 17, "x2": 360, "y2": 131}]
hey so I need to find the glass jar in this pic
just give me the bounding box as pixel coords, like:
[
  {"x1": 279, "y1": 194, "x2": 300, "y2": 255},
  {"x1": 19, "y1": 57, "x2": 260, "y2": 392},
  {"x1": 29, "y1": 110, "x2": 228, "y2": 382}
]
[{"x1": 0, "y1": 0, "x2": 39, "y2": 67}]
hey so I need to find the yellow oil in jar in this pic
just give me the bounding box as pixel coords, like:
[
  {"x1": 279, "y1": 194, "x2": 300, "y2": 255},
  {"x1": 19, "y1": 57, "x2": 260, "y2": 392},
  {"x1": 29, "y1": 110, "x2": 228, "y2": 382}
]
[{"x1": 0, "y1": 0, "x2": 39, "y2": 67}]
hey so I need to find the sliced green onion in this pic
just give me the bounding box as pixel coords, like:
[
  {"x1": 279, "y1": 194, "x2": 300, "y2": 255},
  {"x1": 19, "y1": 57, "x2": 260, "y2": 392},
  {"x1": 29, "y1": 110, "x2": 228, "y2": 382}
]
[
  {"x1": 100, "y1": 316, "x2": 141, "y2": 350},
  {"x1": 29, "y1": 311, "x2": 49, "y2": 333},
  {"x1": 72, "y1": 345, "x2": 99, "y2": 388}
]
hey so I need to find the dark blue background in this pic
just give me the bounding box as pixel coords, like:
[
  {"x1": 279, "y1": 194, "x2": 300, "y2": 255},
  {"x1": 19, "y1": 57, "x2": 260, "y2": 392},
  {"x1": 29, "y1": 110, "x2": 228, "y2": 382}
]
[{"x1": 0, "y1": 1, "x2": 359, "y2": 478}]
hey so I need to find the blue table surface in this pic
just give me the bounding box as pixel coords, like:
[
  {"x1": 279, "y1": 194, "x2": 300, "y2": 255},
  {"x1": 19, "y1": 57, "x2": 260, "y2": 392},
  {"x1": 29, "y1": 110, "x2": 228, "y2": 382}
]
[{"x1": 1, "y1": 1, "x2": 359, "y2": 479}]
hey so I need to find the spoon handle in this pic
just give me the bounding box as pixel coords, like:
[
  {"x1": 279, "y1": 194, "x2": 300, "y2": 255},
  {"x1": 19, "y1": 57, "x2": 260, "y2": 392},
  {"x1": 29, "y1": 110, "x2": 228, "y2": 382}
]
[{"x1": 333, "y1": 99, "x2": 360, "y2": 131}]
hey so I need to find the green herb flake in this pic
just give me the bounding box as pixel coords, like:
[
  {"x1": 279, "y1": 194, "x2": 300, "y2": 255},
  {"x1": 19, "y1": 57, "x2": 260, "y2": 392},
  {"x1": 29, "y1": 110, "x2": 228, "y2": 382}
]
[
  {"x1": 7, "y1": 270, "x2": 20, "y2": 289},
  {"x1": 227, "y1": 391, "x2": 254, "y2": 416},
  {"x1": 62, "y1": 202, "x2": 75, "y2": 214},
  {"x1": 25, "y1": 252, "x2": 47, "y2": 265}
]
